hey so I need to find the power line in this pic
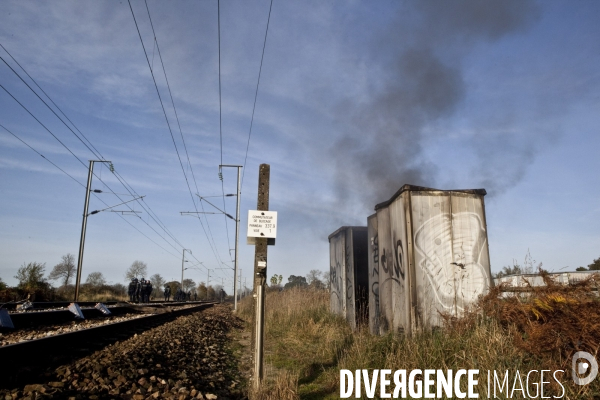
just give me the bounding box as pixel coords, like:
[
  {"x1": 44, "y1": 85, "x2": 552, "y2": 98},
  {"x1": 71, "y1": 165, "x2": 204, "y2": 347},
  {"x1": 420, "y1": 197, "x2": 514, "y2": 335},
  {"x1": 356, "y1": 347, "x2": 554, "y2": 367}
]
[
  {"x1": 128, "y1": 0, "x2": 226, "y2": 267},
  {"x1": 241, "y1": 0, "x2": 274, "y2": 189},
  {"x1": 218, "y1": 0, "x2": 223, "y2": 169},
  {"x1": 216, "y1": 0, "x2": 233, "y2": 256},
  {"x1": 0, "y1": 124, "x2": 181, "y2": 259},
  {"x1": 0, "y1": 62, "x2": 190, "y2": 259},
  {"x1": 0, "y1": 86, "x2": 184, "y2": 255},
  {"x1": 0, "y1": 84, "x2": 91, "y2": 171},
  {"x1": 0, "y1": 49, "x2": 187, "y2": 254},
  {"x1": 143, "y1": 0, "x2": 225, "y2": 265},
  {"x1": 0, "y1": 43, "x2": 104, "y2": 159},
  {"x1": 0, "y1": 43, "x2": 187, "y2": 252},
  {"x1": 0, "y1": 55, "x2": 102, "y2": 161},
  {"x1": 0, "y1": 123, "x2": 85, "y2": 189}
]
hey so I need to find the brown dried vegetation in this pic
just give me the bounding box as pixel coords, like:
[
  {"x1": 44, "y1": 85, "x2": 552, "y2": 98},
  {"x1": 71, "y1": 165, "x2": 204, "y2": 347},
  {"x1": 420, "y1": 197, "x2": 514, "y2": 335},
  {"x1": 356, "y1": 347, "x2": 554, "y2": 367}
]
[{"x1": 449, "y1": 271, "x2": 600, "y2": 373}]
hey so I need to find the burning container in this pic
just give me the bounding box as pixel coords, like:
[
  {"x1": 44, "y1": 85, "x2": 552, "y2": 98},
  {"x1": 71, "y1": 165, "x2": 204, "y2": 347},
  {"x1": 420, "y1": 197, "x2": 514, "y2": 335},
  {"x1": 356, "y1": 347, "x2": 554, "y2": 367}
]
[
  {"x1": 369, "y1": 185, "x2": 492, "y2": 334},
  {"x1": 329, "y1": 226, "x2": 369, "y2": 331}
]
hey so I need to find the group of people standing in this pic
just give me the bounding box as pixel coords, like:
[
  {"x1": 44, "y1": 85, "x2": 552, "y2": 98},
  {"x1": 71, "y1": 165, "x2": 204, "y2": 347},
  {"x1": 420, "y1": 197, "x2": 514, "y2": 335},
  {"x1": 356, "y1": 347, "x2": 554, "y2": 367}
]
[
  {"x1": 168, "y1": 287, "x2": 197, "y2": 302},
  {"x1": 128, "y1": 277, "x2": 199, "y2": 303},
  {"x1": 127, "y1": 278, "x2": 153, "y2": 303}
]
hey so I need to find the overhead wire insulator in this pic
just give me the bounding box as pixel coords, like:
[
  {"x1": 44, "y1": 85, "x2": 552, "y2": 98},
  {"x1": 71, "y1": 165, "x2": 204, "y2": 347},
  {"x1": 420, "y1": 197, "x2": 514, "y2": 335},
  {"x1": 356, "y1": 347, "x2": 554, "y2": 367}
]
[{"x1": 109, "y1": 162, "x2": 115, "y2": 173}]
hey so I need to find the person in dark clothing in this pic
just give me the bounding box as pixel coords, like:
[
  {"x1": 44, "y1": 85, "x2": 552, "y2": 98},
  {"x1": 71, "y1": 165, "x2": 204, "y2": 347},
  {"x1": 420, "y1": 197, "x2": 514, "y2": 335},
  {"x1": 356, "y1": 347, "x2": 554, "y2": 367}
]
[
  {"x1": 135, "y1": 278, "x2": 142, "y2": 303},
  {"x1": 140, "y1": 279, "x2": 147, "y2": 303},
  {"x1": 164, "y1": 285, "x2": 171, "y2": 301},
  {"x1": 146, "y1": 280, "x2": 153, "y2": 303},
  {"x1": 128, "y1": 278, "x2": 137, "y2": 302}
]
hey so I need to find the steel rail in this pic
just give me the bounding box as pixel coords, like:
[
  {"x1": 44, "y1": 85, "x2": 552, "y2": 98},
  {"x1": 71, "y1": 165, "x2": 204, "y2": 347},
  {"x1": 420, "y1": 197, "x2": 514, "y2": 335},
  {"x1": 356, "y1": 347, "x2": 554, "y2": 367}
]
[{"x1": 0, "y1": 302, "x2": 217, "y2": 389}]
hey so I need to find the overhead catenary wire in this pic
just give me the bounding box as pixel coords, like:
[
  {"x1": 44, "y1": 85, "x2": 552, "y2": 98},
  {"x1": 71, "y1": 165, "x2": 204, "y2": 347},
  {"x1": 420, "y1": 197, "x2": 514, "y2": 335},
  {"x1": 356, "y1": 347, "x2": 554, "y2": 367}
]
[
  {"x1": 0, "y1": 43, "x2": 188, "y2": 252},
  {"x1": 0, "y1": 123, "x2": 85, "y2": 190},
  {"x1": 0, "y1": 55, "x2": 183, "y2": 250},
  {"x1": 0, "y1": 54, "x2": 192, "y2": 259},
  {"x1": 1, "y1": 53, "x2": 226, "y2": 282},
  {"x1": 128, "y1": 0, "x2": 227, "y2": 269},
  {"x1": 0, "y1": 90, "x2": 183, "y2": 256},
  {"x1": 0, "y1": 124, "x2": 181, "y2": 259},
  {"x1": 0, "y1": 43, "x2": 104, "y2": 159},
  {"x1": 241, "y1": 0, "x2": 274, "y2": 189},
  {"x1": 143, "y1": 0, "x2": 226, "y2": 267},
  {"x1": 216, "y1": 0, "x2": 233, "y2": 258}
]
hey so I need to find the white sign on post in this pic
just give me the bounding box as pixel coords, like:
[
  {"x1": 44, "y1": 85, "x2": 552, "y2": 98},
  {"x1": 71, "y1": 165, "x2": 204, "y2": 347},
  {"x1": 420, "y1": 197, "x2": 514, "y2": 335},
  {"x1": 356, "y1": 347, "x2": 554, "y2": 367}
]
[{"x1": 247, "y1": 210, "x2": 277, "y2": 245}]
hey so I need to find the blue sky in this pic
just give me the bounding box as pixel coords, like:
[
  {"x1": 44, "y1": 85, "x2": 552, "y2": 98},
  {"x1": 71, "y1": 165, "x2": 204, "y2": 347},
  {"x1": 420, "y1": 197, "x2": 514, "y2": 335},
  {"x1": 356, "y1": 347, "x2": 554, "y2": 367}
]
[{"x1": 1, "y1": 0, "x2": 599, "y2": 291}]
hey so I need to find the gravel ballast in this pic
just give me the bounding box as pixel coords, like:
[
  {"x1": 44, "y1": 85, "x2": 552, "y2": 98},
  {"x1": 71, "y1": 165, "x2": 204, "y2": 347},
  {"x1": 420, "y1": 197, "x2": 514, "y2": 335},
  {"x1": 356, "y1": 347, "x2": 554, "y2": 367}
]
[{"x1": 0, "y1": 304, "x2": 246, "y2": 400}]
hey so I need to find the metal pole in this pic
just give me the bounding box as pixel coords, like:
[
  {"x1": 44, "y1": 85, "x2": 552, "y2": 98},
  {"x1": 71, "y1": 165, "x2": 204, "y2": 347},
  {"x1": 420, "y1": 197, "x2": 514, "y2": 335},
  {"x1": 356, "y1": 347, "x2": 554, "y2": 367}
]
[
  {"x1": 234, "y1": 165, "x2": 241, "y2": 311},
  {"x1": 207, "y1": 269, "x2": 212, "y2": 300},
  {"x1": 219, "y1": 164, "x2": 242, "y2": 312},
  {"x1": 74, "y1": 161, "x2": 94, "y2": 302},
  {"x1": 252, "y1": 163, "x2": 270, "y2": 390},
  {"x1": 181, "y1": 249, "x2": 191, "y2": 291},
  {"x1": 181, "y1": 250, "x2": 184, "y2": 290}
]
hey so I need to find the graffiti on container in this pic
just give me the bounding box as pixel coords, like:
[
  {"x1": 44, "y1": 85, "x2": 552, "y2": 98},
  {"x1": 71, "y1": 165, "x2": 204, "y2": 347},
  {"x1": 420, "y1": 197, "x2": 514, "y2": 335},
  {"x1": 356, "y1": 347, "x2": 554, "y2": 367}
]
[
  {"x1": 414, "y1": 211, "x2": 489, "y2": 311},
  {"x1": 346, "y1": 244, "x2": 353, "y2": 300},
  {"x1": 370, "y1": 234, "x2": 380, "y2": 328},
  {"x1": 380, "y1": 239, "x2": 405, "y2": 284},
  {"x1": 330, "y1": 259, "x2": 341, "y2": 302}
]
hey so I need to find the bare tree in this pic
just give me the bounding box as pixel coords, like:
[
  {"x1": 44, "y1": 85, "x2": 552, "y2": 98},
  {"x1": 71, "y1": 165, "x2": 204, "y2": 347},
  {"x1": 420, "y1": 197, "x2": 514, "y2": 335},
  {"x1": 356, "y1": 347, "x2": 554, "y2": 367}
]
[
  {"x1": 84, "y1": 272, "x2": 106, "y2": 296},
  {"x1": 182, "y1": 278, "x2": 196, "y2": 292},
  {"x1": 306, "y1": 269, "x2": 322, "y2": 285},
  {"x1": 86, "y1": 272, "x2": 106, "y2": 287},
  {"x1": 125, "y1": 260, "x2": 148, "y2": 281},
  {"x1": 322, "y1": 270, "x2": 331, "y2": 290},
  {"x1": 48, "y1": 253, "x2": 76, "y2": 287},
  {"x1": 150, "y1": 273, "x2": 166, "y2": 298}
]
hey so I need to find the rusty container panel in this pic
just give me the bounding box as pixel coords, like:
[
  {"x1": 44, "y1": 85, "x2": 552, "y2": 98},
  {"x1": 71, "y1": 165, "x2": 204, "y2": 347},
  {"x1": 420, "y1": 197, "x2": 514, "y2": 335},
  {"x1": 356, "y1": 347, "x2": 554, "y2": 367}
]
[
  {"x1": 448, "y1": 193, "x2": 492, "y2": 311},
  {"x1": 367, "y1": 214, "x2": 380, "y2": 335},
  {"x1": 329, "y1": 229, "x2": 346, "y2": 319},
  {"x1": 374, "y1": 185, "x2": 491, "y2": 331},
  {"x1": 345, "y1": 229, "x2": 357, "y2": 329},
  {"x1": 387, "y1": 195, "x2": 412, "y2": 334},
  {"x1": 375, "y1": 207, "x2": 394, "y2": 333},
  {"x1": 329, "y1": 226, "x2": 369, "y2": 331},
  {"x1": 410, "y1": 190, "x2": 491, "y2": 327}
]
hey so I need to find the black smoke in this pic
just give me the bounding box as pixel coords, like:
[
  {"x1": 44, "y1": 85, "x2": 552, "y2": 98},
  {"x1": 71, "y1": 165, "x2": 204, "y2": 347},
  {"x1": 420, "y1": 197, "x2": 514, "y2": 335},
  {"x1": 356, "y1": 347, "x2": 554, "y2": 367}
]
[{"x1": 332, "y1": 0, "x2": 542, "y2": 210}]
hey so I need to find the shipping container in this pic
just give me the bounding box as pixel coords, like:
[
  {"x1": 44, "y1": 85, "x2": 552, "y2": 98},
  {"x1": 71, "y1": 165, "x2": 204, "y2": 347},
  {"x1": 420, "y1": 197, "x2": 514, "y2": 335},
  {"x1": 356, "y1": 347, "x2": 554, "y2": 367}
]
[
  {"x1": 328, "y1": 226, "x2": 369, "y2": 330},
  {"x1": 367, "y1": 214, "x2": 380, "y2": 335},
  {"x1": 370, "y1": 185, "x2": 492, "y2": 333}
]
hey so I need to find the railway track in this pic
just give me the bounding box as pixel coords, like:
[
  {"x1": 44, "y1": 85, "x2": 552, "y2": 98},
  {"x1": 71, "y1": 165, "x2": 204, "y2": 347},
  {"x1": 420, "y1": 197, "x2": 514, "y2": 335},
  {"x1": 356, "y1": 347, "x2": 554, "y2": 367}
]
[
  {"x1": 2, "y1": 300, "x2": 209, "y2": 329},
  {"x1": 0, "y1": 302, "x2": 218, "y2": 390},
  {"x1": 1, "y1": 299, "x2": 201, "y2": 311}
]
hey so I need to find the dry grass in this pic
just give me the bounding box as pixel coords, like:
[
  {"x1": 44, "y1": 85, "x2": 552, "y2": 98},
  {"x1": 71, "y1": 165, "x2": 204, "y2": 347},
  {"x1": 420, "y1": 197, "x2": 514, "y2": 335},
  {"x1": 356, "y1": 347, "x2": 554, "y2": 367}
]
[
  {"x1": 238, "y1": 287, "x2": 352, "y2": 399},
  {"x1": 74, "y1": 290, "x2": 128, "y2": 302},
  {"x1": 239, "y1": 280, "x2": 600, "y2": 399},
  {"x1": 478, "y1": 272, "x2": 600, "y2": 372},
  {"x1": 249, "y1": 369, "x2": 300, "y2": 400}
]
